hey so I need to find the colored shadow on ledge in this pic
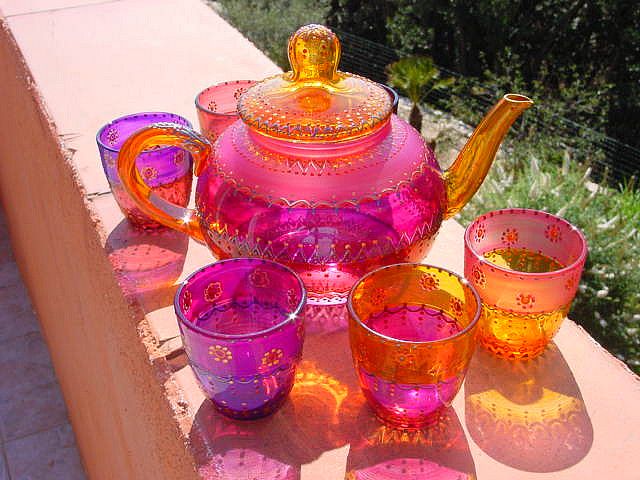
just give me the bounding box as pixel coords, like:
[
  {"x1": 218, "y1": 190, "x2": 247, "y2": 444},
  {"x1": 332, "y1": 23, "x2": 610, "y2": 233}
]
[
  {"x1": 106, "y1": 219, "x2": 188, "y2": 310},
  {"x1": 465, "y1": 343, "x2": 593, "y2": 472},
  {"x1": 187, "y1": 304, "x2": 477, "y2": 479},
  {"x1": 345, "y1": 405, "x2": 476, "y2": 479}
]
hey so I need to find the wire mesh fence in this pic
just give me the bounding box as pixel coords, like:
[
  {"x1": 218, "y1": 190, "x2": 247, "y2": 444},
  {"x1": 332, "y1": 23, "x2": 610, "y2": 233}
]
[{"x1": 336, "y1": 29, "x2": 640, "y2": 185}]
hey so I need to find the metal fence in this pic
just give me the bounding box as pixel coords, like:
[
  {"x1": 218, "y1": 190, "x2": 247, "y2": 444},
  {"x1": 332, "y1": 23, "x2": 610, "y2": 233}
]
[{"x1": 336, "y1": 29, "x2": 640, "y2": 185}]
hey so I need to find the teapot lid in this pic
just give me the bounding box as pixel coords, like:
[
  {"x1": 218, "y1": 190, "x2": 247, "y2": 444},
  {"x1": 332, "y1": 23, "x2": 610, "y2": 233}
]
[{"x1": 238, "y1": 24, "x2": 392, "y2": 142}]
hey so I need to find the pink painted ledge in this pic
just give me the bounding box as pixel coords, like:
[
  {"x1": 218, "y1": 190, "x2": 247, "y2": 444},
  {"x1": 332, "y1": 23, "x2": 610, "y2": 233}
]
[{"x1": 0, "y1": 0, "x2": 639, "y2": 479}]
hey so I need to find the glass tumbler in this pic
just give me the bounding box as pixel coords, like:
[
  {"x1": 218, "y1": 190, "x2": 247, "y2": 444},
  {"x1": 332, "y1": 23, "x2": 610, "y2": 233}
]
[
  {"x1": 175, "y1": 258, "x2": 306, "y2": 419},
  {"x1": 97, "y1": 112, "x2": 193, "y2": 229},
  {"x1": 464, "y1": 208, "x2": 587, "y2": 359},
  {"x1": 195, "y1": 80, "x2": 256, "y2": 143},
  {"x1": 348, "y1": 263, "x2": 481, "y2": 428}
]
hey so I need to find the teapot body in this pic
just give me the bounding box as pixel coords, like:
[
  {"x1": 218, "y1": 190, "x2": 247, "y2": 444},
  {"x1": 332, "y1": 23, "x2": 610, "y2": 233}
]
[{"x1": 195, "y1": 116, "x2": 446, "y2": 304}]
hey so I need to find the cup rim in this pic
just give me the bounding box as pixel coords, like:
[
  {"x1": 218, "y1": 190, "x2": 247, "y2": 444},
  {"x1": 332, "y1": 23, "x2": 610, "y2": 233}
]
[
  {"x1": 174, "y1": 257, "x2": 307, "y2": 340},
  {"x1": 464, "y1": 208, "x2": 588, "y2": 278},
  {"x1": 96, "y1": 112, "x2": 192, "y2": 154},
  {"x1": 347, "y1": 262, "x2": 482, "y2": 345},
  {"x1": 194, "y1": 80, "x2": 257, "y2": 117}
]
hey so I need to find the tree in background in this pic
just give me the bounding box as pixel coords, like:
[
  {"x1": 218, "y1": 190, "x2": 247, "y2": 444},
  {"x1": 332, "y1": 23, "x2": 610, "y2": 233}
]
[
  {"x1": 386, "y1": 56, "x2": 454, "y2": 130},
  {"x1": 216, "y1": 0, "x2": 329, "y2": 69},
  {"x1": 327, "y1": 0, "x2": 640, "y2": 150}
]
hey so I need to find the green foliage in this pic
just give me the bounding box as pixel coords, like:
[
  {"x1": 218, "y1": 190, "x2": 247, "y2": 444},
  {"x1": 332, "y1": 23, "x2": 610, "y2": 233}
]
[
  {"x1": 387, "y1": 56, "x2": 454, "y2": 106},
  {"x1": 215, "y1": 0, "x2": 330, "y2": 69},
  {"x1": 457, "y1": 141, "x2": 640, "y2": 373},
  {"x1": 325, "y1": 0, "x2": 393, "y2": 44},
  {"x1": 441, "y1": 72, "x2": 611, "y2": 168},
  {"x1": 386, "y1": 56, "x2": 454, "y2": 130},
  {"x1": 332, "y1": 0, "x2": 640, "y2": 149}
]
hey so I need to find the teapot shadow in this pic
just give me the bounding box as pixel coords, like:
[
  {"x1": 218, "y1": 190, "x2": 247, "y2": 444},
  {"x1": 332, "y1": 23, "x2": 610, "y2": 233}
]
[
  {"x1": 346, "y1": 405, "x2": 476, "y2": 480},
  {"x1": 464, "y1": 343, "x2": 593, "y2": 472},
  {"x1": 304, "y1": 302, "x2": 348, "y2": 334},
  {"x1": 106, "y1": 219, "x2": 188, "y2": 310}
]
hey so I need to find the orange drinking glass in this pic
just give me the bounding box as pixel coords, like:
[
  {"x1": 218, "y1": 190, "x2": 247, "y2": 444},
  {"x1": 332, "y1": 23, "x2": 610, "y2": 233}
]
[
  {"x1": 464, "y1": 208, "x2": 588, "y2": 359},
  {"x1": 348, "y1": 264, "x2": 481, "y2": 428}
]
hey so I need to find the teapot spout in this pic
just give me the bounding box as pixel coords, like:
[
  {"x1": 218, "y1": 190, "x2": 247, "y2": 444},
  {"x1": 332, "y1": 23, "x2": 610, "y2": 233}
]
[{"x1": 443, "y1": 94, "x2": 533, "y2": 218}]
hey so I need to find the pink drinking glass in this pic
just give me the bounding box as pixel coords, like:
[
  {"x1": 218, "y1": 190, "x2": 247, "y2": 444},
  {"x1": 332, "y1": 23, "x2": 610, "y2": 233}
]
[
  {"x1": 348, "y1": 263, "x2": 481, "y2": 428},
  {"x1": 97, "y1": 112, "x2": 193, "y2": 229},
  {"x1": 195, "y1": 80, "x2": 256, "y2": 143},
  {"x1": 464, "y1": 208, "x2": 588, "y2": 359},
  {"x1": 175, "y1": 258, "x2": 306, "y2": 419}
]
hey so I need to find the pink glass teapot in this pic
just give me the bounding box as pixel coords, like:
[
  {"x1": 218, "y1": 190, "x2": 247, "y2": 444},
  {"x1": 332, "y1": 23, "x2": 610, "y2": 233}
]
[{"x1": 118, "y1": 25, "x2": 532, "y2": 305}]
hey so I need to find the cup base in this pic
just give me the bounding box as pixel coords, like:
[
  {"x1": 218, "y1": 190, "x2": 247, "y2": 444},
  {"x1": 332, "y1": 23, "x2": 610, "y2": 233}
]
[
  {"x1": 477, "y1": 303, "x2": 569, "y2": 360},
  {"x1": 212, "y1": 392, "x2": 289, "y2": 421}
]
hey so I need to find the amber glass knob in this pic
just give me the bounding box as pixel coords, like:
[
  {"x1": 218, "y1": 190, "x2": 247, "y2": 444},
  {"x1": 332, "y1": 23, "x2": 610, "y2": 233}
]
[{"x1": 287, "y1": 24, "x2": 341, "y2": 84}]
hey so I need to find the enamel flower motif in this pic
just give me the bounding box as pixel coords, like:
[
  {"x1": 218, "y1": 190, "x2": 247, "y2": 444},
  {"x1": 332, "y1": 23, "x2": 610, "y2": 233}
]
[
  {"x1": 182, "y1": 290, "x2": 192, "y2": 311},
  {"x1": 419, "y1": 273, "x2": 439, "y2": 291},
  {"x1": 516, "y1": 293, "x2": 535, "y2": 310},
  {"x1": 141, "y1": 166, "x2": 158, "y2": 181},
  {"x1": 262, "y1": 348, "x2": 283, "y2": 367},
  {"x1": 545, "y1": 224, "x2": 562, "y2": 243},
  {"x1": 209, "y1": 345, "x2": 232, "y2": 363},
  {"x1": 250, "y1": 269, "x2": 270, "y2": 288},
  {"x1": 501, "y1": 228, "x2": 519, "y2": 246},
  {"x1": 204, "y1": 281, "x2": 223, "y2": 302},
  {"x1": 471, "y1": 265, "x2": 486, "y2": 288}
]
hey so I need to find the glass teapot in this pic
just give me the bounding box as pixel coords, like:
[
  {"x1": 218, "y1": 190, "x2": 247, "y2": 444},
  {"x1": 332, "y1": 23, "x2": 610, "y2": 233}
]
[{"x1": 117, "y1": 24, "x2": 532, "y2": 305}]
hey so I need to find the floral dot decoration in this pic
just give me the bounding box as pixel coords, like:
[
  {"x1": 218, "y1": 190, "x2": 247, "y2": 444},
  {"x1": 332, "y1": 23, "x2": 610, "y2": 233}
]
[
  {"x1": 204, "y1": 281, "x2": 223, "y2": 302},
  {"x1": 516, "y1": 293, "x2": 536, "y2": 310},
  {"x1": 262, "y1": 348, "x2": 284, "y2": 367},
  {"x1": 141, "y1": 166, "x2": 158, "y2": 181},
  {"x1": 449, "y1": 297, "x2": 464, "y2": 318},
  {"x1": 545, "y1": 224, "x2": 563, "y2": 243},
  {"x1": 234, "y1": 87, "x2": 248, "y2": 100},
  {"x1": 209, "y1": 345, "x2": 232, "y2": 363},
  {"x1": 250, "y1": 269, "x2": 270, "y2": 288},
  {"x1": 474, "y1": 223, "x2": 486, "y2": 243},
  {"x1": 182, "y1": 290, "x2": 192, "y2": 311},
  {"x1": 501, "y1": 228, "x2": 519, "y2": 246},
  {"x1": 106, "y1": 127, "x2": 119, "y2": 146},
  {"x1": 173, "y1": 151, "x2": 185, "y2": 165},
  {"x1": 471, "y1": 264, "x2": 486, "y2": 288},
  {"x1": 419, "y1": 273, "x2": 439, "y2": 291},
  {"x1": 287, "y1": 288, "x2": 298, "y2": 310}
]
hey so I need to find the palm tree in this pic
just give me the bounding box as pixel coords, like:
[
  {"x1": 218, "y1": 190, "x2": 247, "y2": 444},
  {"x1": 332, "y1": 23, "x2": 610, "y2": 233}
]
[{"x1": 386, "y1": 56, "x2": 454, "y2": 131}]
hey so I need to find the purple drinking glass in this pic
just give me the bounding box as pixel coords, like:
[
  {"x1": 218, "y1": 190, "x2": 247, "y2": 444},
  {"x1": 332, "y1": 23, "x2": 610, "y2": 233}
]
[
  {"x1": 175, "y1": 258, "x2": 306, "y2": 419},
  {"x1": 348, "y1": 263, "x2": 481, "y2": 428},
  {"x1": 97, "y1": 112, "x2": 193, "y2": 229},
  {"x1": 195, "y1": 80, "x2": 256, "y2": 143}
]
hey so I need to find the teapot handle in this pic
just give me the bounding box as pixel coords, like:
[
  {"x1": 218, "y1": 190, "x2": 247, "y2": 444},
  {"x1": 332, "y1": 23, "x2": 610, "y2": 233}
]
[{"x1": 117, "y1": 123, "x2": 210, "y2": 243}]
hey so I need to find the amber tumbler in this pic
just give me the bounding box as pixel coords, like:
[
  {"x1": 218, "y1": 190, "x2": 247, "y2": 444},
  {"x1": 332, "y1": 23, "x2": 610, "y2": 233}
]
[
  {"x1": 464, "y1": 208, "x2": 587, "y2": 360},
  {"x1": 348, "y1": 263, "x2": 481, "y2": 428}
]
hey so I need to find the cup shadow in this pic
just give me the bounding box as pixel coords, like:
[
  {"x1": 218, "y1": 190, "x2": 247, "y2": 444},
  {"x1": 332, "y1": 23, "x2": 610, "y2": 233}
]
[
  {"x1": 464, "y1": 343, "x2": 593, "y2": 472},
  {"x1": 106, "y1": 219, "x2": 188, "y2": 310},
  {"x1": 346, "y1": 406, "x2": 477, "y2": 480},
  {"x1": 188, "y1": 304, "x2": 359, "y2": 478},
  {"x1": 188, "y1": 304, "x2": 477, "y2": 479}
]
